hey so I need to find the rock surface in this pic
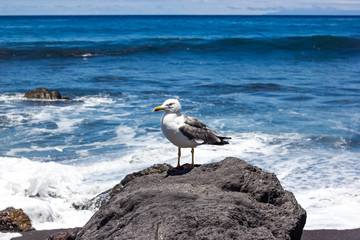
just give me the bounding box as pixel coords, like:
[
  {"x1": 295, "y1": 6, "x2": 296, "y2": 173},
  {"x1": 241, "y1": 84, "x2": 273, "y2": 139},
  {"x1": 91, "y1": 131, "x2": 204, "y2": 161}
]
[
  {"x1": 109, "y1": 163, "x2": 174, "y2": 199},
  {"x1": 76, "y1": 157, "x2": 306, "y2": 240},
  {"x1": 73, "y1": 189, "x2": 112, "y2": 211},
  {"x1": 0, "y1": 207, "x2": 34, "y2": 232},
  {"x1": 73, "y1": 164, "x2": 173, "y2": 211},
  {"x1": 48, "y1": 227, "x2": 81, "y2": 240},
  {"x1": 24, "y1": 88, "x2": 64, "y2": 100}
]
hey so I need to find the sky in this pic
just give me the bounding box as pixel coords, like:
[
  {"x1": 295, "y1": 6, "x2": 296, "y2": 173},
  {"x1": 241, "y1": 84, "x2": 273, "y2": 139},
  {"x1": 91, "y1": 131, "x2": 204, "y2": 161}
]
[{"x1": 1, "y1": 0, "x2": 360, "y2": 15}]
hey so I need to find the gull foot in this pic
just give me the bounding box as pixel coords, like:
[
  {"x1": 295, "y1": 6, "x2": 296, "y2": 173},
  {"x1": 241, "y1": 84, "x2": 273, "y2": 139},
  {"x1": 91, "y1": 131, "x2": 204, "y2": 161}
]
[
  {"x1": 184, "y1": 163, "x2": 194, "y2": 169},
  {"x1": 171, "y1": 165, "x2": 181, "y2": 171}
]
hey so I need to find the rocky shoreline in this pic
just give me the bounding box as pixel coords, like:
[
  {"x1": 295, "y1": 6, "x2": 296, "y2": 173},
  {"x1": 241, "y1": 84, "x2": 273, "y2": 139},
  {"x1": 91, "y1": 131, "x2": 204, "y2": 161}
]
[
  {"x1": 11, "y1": 228, "x2": 360, "y2": 240},
  {"x1": 2, "y1": 157, "x2": 358, "y2": 239}
]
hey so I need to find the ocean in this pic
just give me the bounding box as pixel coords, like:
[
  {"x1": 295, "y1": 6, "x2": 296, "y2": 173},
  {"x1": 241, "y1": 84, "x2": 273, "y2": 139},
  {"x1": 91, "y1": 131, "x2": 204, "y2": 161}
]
[{"x1": 0, "y1": 15, "x2": 360, "y2": 236}]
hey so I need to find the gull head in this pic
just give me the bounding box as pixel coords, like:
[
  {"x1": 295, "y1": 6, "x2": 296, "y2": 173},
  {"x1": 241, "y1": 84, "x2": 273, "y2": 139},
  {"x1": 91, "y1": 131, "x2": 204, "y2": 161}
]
[{"x1": 153, "y1": 99, "x2": 181, "y2": 114}]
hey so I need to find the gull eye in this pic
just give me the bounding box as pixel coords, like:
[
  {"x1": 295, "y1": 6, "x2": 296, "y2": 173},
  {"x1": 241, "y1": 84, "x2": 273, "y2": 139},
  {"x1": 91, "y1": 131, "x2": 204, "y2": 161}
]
[{"x1": 168, "y1": 103, "x2": 174, "y2": 106}]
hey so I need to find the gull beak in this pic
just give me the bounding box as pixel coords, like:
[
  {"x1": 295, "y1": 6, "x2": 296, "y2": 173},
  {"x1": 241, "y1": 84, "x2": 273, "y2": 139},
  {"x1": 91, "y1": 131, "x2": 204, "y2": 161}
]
[{"x1": 153, "y1": 106, "x2": 165, "y2": 112}]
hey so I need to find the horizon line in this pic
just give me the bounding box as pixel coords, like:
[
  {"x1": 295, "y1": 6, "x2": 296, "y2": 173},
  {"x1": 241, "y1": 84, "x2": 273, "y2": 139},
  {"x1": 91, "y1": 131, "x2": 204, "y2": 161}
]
[{"x1": 1, "y1": 14, "x2": 360, "y2": 17}]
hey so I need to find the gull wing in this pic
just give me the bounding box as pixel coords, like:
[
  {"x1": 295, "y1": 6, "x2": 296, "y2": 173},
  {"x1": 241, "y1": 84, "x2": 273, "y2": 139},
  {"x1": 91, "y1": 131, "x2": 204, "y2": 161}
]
[{"x1": 179, "y1": 115, "x2": 230, "y2": 145}]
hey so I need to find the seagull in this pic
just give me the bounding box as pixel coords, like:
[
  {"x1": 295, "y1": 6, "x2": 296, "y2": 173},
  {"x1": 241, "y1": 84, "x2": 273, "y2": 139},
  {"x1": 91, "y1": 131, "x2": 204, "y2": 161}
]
[{"x1": 153, "y1": 99, "x2": 230, "y2": 170}]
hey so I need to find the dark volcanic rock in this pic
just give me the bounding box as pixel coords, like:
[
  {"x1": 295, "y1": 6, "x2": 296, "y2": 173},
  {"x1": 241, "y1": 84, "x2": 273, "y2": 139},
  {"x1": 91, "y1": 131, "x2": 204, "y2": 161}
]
[
  {"x1": 76, "y1": 157, "x2": 306, "y2": 240},
  {"x1": 48, "y1": 228, "x2": 81, "y2": 240},
  {"x1": 24, "y1": 88, "x2": 63, "y2": 100},
  {"x1": 73, "y1": 189, "x2": 112, "y2": 211},
  {"x1": 0, "y1": 207, "x2": 34, "y2": 232},
  {"x1": 73, "y1": 164, "x2": 173, "y2": 211},
  {"x1": 110, "y1": 163, "x2": 173, "y2": 199}
]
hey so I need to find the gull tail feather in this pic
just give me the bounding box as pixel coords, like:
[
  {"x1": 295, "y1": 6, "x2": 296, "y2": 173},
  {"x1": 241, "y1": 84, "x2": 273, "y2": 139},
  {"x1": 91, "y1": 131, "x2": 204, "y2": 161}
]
[{"x1": 210, "y1": 135, "x2": 231, "y2": 145}]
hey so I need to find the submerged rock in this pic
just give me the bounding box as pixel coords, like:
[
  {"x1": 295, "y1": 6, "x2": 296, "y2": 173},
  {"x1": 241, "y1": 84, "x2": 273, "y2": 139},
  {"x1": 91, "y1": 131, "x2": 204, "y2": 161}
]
[
  {"x1": 24, "y1": 88, "x2": 67, "y2": 100},
  {"x1": 0, "y1": 207, "x2": 34, "y2": 232},
  {"x1": 76, "y1": 157, "x2": 306, "y2": 240}
]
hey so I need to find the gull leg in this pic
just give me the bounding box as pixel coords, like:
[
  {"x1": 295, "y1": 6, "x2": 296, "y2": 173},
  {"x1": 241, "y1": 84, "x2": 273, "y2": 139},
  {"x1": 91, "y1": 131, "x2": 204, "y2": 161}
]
[
  {"x1": 175, "y1": 147, "x2": 181, "y2": 170},
  {"x1": 190, "y1": 148, "x2": 194, "y2": 167}
]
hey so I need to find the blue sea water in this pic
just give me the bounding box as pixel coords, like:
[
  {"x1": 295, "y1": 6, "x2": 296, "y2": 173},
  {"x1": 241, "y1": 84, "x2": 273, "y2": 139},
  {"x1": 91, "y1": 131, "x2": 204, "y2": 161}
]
[{"x1": 0, "y1": 16, "x2": 360, "y2": 232}]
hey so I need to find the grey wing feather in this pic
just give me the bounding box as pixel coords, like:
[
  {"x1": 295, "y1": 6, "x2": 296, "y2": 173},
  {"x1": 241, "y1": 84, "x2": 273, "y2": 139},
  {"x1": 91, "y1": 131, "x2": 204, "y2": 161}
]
[
  {"x1": 180, "y1": 115, "x2": 230, "y2": 145},
  {"x1": 183, "y1": 115, "x2": 207, "y2": 128}
]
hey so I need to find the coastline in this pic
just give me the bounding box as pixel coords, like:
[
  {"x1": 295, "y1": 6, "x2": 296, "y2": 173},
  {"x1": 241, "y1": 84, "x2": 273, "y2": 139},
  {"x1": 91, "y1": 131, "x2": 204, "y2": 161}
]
[
  {"x1": 5, "y1": 158, "x2": 359, "y2": 239},
  {"x1": 10, "y1": 228, "x2": 360, "y2": 240}
]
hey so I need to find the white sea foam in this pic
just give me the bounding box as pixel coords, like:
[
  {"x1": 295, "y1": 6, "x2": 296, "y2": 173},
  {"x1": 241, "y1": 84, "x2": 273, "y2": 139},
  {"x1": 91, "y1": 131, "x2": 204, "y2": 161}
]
[
  {"x1": 0, "y1": 232, "x2": 21, "y2": 240},
  {"x1": 0, "y1": 157, "x2": 95, "y2": 230},
  {"x1": 1, "y1": 93, "x2": 359, "y2": 231},
  {"x1": 0, "y1": 93, "x2": 115, "y2": 107},
  {"x1": 77, "y1": 95, "x2": 116, "y2": 107},
  {"x1": 1, "y1": 130, "x2": 360, "y2": 230},
  {"x1": 0, "y1": 92, "x2": 25, "y2": 102},
  {"x1": 295, "y1": 187, "x2": 360, "y2": 229}
]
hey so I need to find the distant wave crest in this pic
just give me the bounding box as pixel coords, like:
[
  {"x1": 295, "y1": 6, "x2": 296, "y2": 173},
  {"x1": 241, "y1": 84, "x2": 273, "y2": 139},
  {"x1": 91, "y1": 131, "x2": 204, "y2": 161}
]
[{"x1": 1, "y1": 35, "x2": 359, "y2": 59}]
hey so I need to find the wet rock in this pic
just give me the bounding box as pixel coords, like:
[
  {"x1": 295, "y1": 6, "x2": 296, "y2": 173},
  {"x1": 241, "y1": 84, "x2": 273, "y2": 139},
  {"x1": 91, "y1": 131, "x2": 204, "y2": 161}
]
[
  {"x1": 48, "y1": 228, "x2": 81, "y2": 240},
  {"x1": 76, "y1": 157, "x2": 306, "y2": 240},
  {"x1": 24, "y1": 88, "x2": 64, "y2": 100},
  {"x1": 110, "y1": 163, "x2": 173, "y2": 199},
  {"x1": 73, "y1": 189, "x2": 112, "y2": 211},
  {"x1": 73, "y1": 164, "x2": 173, "y2": 211},
  {"x1": 0, "y1": 207, "x2": 34, "y2": 232}
]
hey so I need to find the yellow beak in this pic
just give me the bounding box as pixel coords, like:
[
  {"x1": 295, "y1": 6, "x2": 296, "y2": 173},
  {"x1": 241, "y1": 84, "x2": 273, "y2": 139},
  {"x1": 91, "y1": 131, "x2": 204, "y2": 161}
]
[{"x1": 153, "y1": 106, "x2": 165, "y2": 112}]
